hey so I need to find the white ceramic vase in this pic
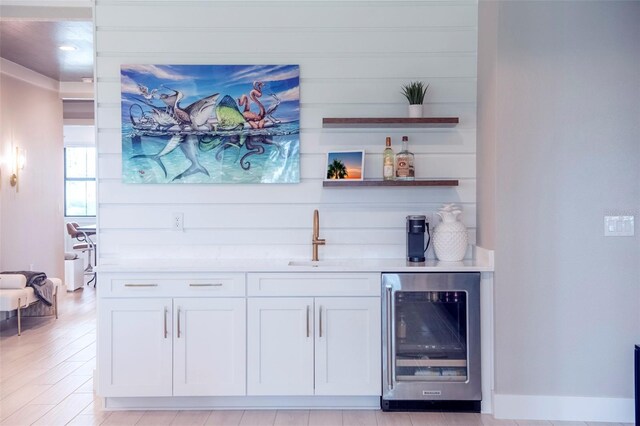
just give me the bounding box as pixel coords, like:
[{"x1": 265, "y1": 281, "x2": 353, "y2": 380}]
[
  {"x1": 408, "y1": 104, "x2": 422, "y2": 118},
  {"x1": 433, "y1": 204, "x2": 468, "y2": 262}
]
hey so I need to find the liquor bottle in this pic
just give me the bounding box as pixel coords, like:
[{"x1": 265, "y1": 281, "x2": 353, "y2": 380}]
[
  {"x1": 398, "y1": 314, "x2": 407, "y2": 339},
  {"x1": 395, "y1": 136, "x2": 415, "y2": 180},
  {"x1": 383, "y1": 137, "x2": 395, "y2": 180}
]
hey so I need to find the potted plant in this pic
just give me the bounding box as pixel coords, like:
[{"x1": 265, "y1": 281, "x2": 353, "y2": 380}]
[{"x1": 401, "y1": 81, "x2": 429, "y2": 118}]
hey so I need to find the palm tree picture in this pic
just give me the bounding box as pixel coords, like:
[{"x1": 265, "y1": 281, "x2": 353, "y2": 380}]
[
  {"x1": 327, "y1": 159, "x2": 348, "y2": 179},
  {"x1": 325, "y1": 151, "x2": 364, "y2": 180}
]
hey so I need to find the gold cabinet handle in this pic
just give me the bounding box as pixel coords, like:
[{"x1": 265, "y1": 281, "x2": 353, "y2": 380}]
[
  {"x1": 189, "y1": 283, "x2": 223, "y2": 287},
  {"x1": 125, "y1": 283, "x2": 158, "y2": 287},
  {"x1": 319, "y1": 306, "x2": 323, "y2": 338},
  {"x1": 177, "y1": 307, "x2": 181, "y2": 338},
  {"x1": 164, "y1": 307, "x2": 168, "y2": 339},
  {"x1": 306, "y1": 305, "x2": 310, "y2": 338}
]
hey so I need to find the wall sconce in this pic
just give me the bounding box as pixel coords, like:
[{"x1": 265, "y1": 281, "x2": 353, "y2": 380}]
[{"x1": 9, "y1": 146, "x2": 26, "y2": 191}]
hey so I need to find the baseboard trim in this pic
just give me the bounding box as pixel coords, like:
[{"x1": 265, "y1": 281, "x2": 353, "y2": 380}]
[
  {"x1": 493, "y1": 393, "x2": 634, "y2": 423},
  {"x1": 103, "y1": 396, "x2": 380, "y2": 411}
]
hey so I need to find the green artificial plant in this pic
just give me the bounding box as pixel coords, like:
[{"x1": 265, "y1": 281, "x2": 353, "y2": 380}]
[{"x1": 401, "y1": 81, "x2": 429, "y2": 105}]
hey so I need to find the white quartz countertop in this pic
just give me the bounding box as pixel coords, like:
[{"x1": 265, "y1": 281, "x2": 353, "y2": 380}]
[{"x1": 96, "y1": 248, "x2": 494, "y2": 273}]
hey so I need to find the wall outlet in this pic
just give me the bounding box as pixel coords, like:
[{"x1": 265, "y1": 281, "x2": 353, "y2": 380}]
[
  {"x1": 172, "y1": 212, "x2": 184, "y2": 231},
  {"x1": 604, "y1": 215, "x2": 634, "y2": 237}
]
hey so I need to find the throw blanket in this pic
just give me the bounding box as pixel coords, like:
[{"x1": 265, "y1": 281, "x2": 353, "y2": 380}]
[{"x1": 0, "y1": 271, "x2": 54, "y2": 306}]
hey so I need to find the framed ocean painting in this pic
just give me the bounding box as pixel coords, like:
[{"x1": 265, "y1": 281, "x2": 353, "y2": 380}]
[{"x1": 120, "y1": 64, "x2": 300, "y2": 183}]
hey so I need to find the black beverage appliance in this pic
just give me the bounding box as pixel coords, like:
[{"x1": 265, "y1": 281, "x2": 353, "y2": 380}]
[{"x1": 406, "y1": 215, "x2": 429, "y2": 263}]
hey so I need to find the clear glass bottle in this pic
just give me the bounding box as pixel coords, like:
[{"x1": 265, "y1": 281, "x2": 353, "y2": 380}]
[
  {"x1": 383, "y1": 136, "x2": 395, "y2": 180},
  {"x1": 395, "y1": 136, "x2": 415, "y2": 180},
  {"x1": 398, "y1": 313, "x2": 407, "y2": 339}
]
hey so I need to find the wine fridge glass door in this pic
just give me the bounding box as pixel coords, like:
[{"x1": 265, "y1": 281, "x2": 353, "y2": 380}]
[{"x1": 394, "y1": 290, "x2": 468, "y2": 383}]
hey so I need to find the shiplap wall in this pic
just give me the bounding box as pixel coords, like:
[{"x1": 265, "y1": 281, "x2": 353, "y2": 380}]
[{"x1": 95, "y1": 0, "x2": 478, "y2": 261}]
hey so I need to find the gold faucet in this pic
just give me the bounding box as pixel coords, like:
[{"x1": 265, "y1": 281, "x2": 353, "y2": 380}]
[{"x1": 312, "y1": 209, "x2": 326, "y2": 261}]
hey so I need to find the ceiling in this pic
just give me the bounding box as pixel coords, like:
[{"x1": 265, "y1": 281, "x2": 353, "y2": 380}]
[{"x1": 0, "y1": 20, "x2": 93, "y2": 82}]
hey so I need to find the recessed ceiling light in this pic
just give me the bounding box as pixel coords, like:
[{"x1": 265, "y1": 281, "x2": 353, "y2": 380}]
[
  {"x1": 59, "y1": 45, "x2": 77, "y2": 51},
  {"x1": 81, "y1": 77, "x2": 93, "y2": 83}
]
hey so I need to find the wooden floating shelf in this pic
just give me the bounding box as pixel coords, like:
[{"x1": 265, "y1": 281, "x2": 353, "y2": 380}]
[
  {"x1": 322, "y1": 117, "x2": 459, "y2": 128},
  {"x1": 323, "y1": 179, "x2": 459, "y2": 188}
]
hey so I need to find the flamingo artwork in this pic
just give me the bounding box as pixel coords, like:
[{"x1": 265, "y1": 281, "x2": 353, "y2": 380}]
[
  {"x1": 121, "y1": 64, "x2": 300, "y2": 184},
  {"x1": 237, "y1": 81, "x2": 266, "y2": 129}
]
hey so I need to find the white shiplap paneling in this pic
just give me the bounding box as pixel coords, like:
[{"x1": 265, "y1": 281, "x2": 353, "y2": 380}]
[{"x1": 95, "y1": 0, "x2": 477, "y2": 261}]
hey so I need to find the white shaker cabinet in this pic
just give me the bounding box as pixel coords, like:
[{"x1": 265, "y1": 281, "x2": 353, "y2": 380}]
[
  {"x1": 246, "y1": 273, "x2": 381, "y2": 397},
  {"x1": 97, "y1": 273, "x2": 246, "y2": 398},
  {"x1": 315, "y1": 297, "x2": 381, "y2": 395},
  {"x1": 247, "y1": 297, "x2": 315, "y2": 395},
  {"x1": 99, "y1": 298, "x2": 173, "y2": 397},
  {"x1": 174, "y1": 298, "x2": 246, "y2": 396}
]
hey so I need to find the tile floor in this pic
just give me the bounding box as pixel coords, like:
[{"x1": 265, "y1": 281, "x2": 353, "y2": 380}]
[{"x1": 0, "y1": 287, "x2": 632, "y2": 426}]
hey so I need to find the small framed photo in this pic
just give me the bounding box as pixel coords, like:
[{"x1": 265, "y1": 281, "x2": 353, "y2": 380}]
[{"x1": 325, "y1": 150, "x2": 365, "y2": 180}]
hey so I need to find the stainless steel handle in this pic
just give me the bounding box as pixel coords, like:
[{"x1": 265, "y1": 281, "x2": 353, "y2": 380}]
[
  {"x1": 319, "y1": 306, "x2": 323, "y2": 338},
  {"x1": 164, "y1": 307, "x2": 168, "y2": 339},
  {"x1": 125, "y1": 283, "x2": 158, "y2": 287},
  {"x1": 189, "y1": 283, "x2": 223, "y2": 287},
  {"x1": 177, "y1": 307, "x2": 181, "y2": 338},
  {"x1": 386, "y1": 285, "x2": 393, "y2": 390},
  {"x1": 306, "y1": 305, "x2": 310, "y2": 338}
]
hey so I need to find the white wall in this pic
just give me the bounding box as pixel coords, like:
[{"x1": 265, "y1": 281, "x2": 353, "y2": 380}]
[
  {"x1": 94, "y1": 0, "x2": 478, "y2": 262},
  {"x1": 0, "y1": 61, "x2": 64, "y2": 279},
  {"x1": 478, "y1": 1, "x2": 640, "y2": 421}
]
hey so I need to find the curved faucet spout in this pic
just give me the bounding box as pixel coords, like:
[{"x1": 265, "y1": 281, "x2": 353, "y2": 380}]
[{"x1": 312, "y1": 209, "x2": 326, "y2": 261}]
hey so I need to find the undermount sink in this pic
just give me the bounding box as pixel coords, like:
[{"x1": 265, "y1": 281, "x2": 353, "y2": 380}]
[{"x1": 287, "y1": 260, "x2": 353, "y2": 268}]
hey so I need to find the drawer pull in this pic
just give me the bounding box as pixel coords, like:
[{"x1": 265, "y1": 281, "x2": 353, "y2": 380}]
[
  {"x1": 189, "y1": 283, "x2": 223, "y2": 287},
  {"x1": 124, "y1": 283, "x2": 158, "y2": 287}
]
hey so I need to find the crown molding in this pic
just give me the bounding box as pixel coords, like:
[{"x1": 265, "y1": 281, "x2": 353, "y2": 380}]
[{"x1": 0, "y1": 58, "x2": 59, "y2": 92}]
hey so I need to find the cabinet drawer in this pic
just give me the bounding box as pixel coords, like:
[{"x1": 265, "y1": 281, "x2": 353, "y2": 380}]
[
  {"x1": 101, "y1": 273, "x2": 245, "y2": 297},
  {"x1": 247, "y1": 273, "x2": 380, "y2": 297}
]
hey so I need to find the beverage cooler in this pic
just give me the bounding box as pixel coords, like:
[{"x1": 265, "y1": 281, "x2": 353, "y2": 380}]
[{"x1": 381, "y1": 273, "x2": 481, "y2": 412}]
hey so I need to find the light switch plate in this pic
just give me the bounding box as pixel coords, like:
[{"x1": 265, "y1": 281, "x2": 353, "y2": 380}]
[{"x1": 604, "y1": 215, "x2": 634, "y2": 237}]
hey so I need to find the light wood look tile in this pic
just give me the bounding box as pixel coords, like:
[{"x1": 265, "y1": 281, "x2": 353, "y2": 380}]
[
  {"x1": 343, "y1": 410, "x2": 378, "y2": 426},
  {"x1": 443, "y1": 412, "x2": 484, "y2": 425},
  {"x1": 408, "y1": 411, "x2": 447, "y2": 425},
  {"x1": 32, "y1": 392, "x2": 94, "y2": 425},
  {"x1": 171, "y1": 410, "x2": 212, "y2": 425},
  {"x1": 35, "y1": 375, "x2": 91, "y2": 405},
  {"x1": 0, "y1": 368, "x2": 48, "y2": 399},
  {"x1": 239, "y1": 410, "x2": 278, "y2": 426},
  {"x1": 30, "y1": 361, "x2": 84, "y2": 384},
  {"x1": 101, "y1": 409, "x2": 146, "y2": 425},
  {"x1": 551, "y1": 422, "x2": 587, "y2": 426},
  {"x1": 481, "y1": 414, "x2": 518, "y2": 425},
  {"x1": 67, "y1": 412, "x2": 112, "y2": 426},
  {"x1": 376, "y1": 410, "x2": 413, "y2": 426},
  {"x1": 136, "y1": 410, "x2": 179, "y2": 425},
  {"x1": 0, "y1": 403, "x2": 54, "y2": 426},
  {"x1": 205, "y1": 409, "x2": 245, "y2": 425},
  {"x1": 274, "y1": 410, "x2": 310, "y2": 426},
  {"x1": 308, "y1": 410, "x2": 343, "y2": 426},
  {"x1": 0, "y1": 383, "x2": 52, "y2": 420},
  {"x1": 516, "y1": 421, "x2": 553, "y2": 426}
]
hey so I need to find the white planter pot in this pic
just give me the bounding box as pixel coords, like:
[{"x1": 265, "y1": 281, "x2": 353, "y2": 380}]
[{"x1": 408, "y1": 104, "x2": 422, "y2": 118}]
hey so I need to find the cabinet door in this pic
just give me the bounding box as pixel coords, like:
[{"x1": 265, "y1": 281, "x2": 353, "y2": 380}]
[
  {"x1": 314, "y1": 297, "x2": 381, "y2": 396},
  {"x1": 173, "y1": 298, "x2": 246, "y2": 396},
  {"x1": 247, "y1": 298, "x2": 314, "y2": 395},
  {"x1": 98, "y1": 298, "x2": 173, "y2": 397}
]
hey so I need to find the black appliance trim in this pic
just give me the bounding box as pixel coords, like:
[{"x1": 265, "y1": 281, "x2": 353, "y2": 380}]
[{"x1": 381, "y1": 397, "x2": 481, "y2": 413}]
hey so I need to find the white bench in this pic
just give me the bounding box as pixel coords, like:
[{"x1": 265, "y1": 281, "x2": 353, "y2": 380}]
[{"x1": 0, "y1": 276, "x2": 60, "y2": 335}]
